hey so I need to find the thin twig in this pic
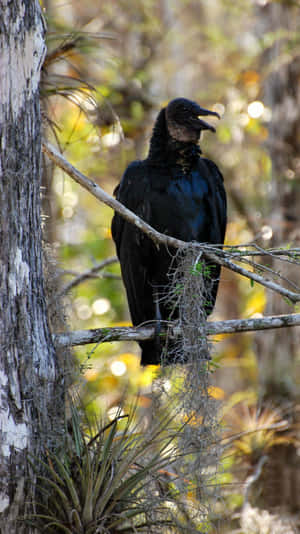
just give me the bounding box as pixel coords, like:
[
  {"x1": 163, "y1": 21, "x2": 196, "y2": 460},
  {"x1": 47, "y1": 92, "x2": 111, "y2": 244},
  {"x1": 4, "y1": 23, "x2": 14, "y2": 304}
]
[
  {"x1": 232, "y1": 255, "x2": 300, "y2": 291},
  {"x1": 227, "y1": 245, "x2": 300, "y2": 265},
  {"x1": 58, "y1": 256, "x2": 119, "y2": 296},
  {"x1": 243, "y1": 455, "x2": 268, "y2": 505},
  {"x1": 204, "y1": 249, "x2": 300, "y2": 303},
  {"x1": 43, "y1": 142, "x2": 300, "y2": 303}
]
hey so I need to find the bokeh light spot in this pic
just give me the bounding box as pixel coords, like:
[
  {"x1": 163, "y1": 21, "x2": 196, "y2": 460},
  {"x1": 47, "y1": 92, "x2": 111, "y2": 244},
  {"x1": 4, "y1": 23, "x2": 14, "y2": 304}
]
[
  {"x1": 92, "y1": 298, "x2": 111, "y2": 315},
  {"x1": 247, "y1": 100, "x2": 264, "y2": 119},
  {"x1": 110, "y1": 360, "x2": 127, "y2": 376}
]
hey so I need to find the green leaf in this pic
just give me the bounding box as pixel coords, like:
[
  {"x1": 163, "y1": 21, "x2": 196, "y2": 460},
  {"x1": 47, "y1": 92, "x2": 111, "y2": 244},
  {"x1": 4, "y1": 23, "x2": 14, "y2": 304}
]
[{"x1": 49, "y1": 454, "x2": 81, "y2": 512}]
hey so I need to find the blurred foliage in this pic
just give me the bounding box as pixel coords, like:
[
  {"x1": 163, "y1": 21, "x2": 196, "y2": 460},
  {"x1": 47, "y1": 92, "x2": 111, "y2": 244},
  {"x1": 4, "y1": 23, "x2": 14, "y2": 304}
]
[
  {"x1": 219, "y1": 396, "x2": 296, "y2": 525},
  {"x1": 42, "y1": 0, "x2": 300, "y2": 531}
]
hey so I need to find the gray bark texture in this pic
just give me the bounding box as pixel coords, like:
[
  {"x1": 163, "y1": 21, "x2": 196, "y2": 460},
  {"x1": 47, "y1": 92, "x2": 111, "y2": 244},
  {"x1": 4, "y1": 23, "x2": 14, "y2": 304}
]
[
  {"x1": 0, "y1": 2, "x2": 63, "y2": 531},
  {"x1": 258, "y1": 3, "x2": 300, "y2": 397},
  {"x1": 255, "y1": 2, "x2": 300, "y2": 512}
]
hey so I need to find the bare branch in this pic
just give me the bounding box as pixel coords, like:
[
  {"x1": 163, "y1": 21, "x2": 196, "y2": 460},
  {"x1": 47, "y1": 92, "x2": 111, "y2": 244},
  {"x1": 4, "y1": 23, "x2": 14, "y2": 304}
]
[
  {"x1": 223, "y1": 245, "x2": 300, "y2": 264},
  {"x1": 59, "y1": 256, "x2": 119, "y2": 296},
  {"x1": 227, "y1": 254, "x2": 300, "y2": 291},
  {"x1": 205, "y1": 250, "x2": 300, "y2": 303},
  {"x1": 53, "y1": 313, "x2": 300, "y2": 348},
  {"x1": 206, "y1": 313, "x2": 300, "y2": 334},
  {"x1": 42, "y1": 141, "x2": 179, "y2": 248},
  {"x1": 43, "y1": 142, "x2": 300, "y2": 303}
]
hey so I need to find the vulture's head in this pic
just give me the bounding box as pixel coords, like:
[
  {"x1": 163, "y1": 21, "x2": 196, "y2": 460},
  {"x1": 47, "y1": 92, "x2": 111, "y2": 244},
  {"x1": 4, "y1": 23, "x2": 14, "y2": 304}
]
[{"x1": 165, "y1": 97, "x2": 220, "y2": 143}]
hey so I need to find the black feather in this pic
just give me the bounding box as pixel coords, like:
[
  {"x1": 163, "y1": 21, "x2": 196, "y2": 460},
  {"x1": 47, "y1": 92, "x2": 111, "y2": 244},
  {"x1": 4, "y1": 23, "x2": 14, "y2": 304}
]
[{"x1": 111, "y1": 98, "x2": 227, "y2": 365}]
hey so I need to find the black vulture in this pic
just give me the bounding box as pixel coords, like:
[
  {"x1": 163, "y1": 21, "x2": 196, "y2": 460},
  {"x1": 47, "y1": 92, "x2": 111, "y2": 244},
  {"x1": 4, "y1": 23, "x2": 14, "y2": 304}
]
[{"x1": 111, "y1": 98, "x2": 227, "y2": 365}]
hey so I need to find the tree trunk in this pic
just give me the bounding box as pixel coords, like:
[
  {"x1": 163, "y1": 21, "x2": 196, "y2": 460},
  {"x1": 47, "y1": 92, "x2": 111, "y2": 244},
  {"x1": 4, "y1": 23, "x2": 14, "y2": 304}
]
[
  {"x1": 0, "y1": 2, "x2": 63, "y2": 531},
  {"x1": 255, "y1": 2, "x2": 300, "y2": 513}
]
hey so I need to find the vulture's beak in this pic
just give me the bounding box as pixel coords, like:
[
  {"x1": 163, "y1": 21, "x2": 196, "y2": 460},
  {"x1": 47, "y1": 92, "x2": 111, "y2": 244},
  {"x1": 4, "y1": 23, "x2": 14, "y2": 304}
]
[{"x1": 196, "y1": 105, "x2": 220, "y2": 132}]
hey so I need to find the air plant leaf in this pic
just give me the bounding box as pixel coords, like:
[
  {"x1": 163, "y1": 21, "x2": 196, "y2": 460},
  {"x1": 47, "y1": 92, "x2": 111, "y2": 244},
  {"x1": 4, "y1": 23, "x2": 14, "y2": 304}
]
[
  {"x1": 49, "y1": 454, "x2": 81, "y2": 512},
  {"x1": 27, "y1": 399, "x2": 213, "y2": 533}
]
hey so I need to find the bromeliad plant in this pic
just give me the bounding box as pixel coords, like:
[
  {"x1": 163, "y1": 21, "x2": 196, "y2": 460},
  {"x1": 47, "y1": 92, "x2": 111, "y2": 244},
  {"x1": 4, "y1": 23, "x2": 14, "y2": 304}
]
[
  {"x1": 226, "y1": 401, "x2": 292, "y2": 465},
  {"x1": 27, "y1": 404, "x2": 186, "y2": 533}
]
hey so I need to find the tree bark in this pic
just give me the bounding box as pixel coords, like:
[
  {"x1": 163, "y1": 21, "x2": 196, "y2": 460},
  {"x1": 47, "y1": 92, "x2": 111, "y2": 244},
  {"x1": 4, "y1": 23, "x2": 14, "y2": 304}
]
[
  {"x1": 255, "y1": 2, "x2": 300, "y2": 513},
  {"x1": 258, "y1": 3, "x2": 300, "y2": 397},
  {"x1": 0, "y1": 2, "x2": 63, "y2": 531}
]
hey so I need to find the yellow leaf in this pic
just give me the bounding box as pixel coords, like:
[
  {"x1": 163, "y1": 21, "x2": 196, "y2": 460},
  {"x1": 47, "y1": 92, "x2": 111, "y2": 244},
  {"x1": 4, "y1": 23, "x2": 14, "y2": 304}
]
[
  {"x1": 84, "y1": 369, "x2": 99, "y2": 382},
  {"x1": 119, "y1": 352, "x2": 139, "y2": 368},
  {"x1": 183, "y1": 412, "x2": 203, "y2": 426},
  {"x1": 241, "y1": 70, "x2": 260, "y2": 86},
  {"x1": 208, "y1": 386, "x2": 225, "y2": 400},
  {"x1": 246, "y1": 286, "x2": 266, "y2": 316},
  {"x1": 138, "y1": 366, "x2": 158, "y2": 387}
]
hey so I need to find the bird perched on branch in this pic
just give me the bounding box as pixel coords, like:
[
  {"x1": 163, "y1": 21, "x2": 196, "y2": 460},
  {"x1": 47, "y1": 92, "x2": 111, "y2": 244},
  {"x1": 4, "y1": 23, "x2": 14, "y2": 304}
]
[{"x1": 111, "y1": 98, "x2": 227, "y2": 365}]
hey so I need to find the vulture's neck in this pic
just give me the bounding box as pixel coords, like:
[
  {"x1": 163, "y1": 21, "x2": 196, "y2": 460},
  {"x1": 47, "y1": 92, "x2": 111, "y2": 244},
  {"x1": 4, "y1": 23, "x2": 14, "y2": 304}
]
[{"x1": 147, "y1": 108, "x2": 201, "y2": 168}]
